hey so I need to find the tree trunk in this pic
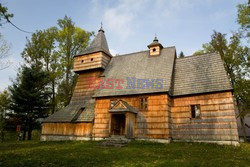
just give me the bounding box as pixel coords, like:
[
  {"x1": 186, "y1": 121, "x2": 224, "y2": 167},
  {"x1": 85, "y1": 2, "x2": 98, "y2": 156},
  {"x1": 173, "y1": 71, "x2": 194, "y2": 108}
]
[
  {"x1": 52, "y1": 80, "x2": 55, "y2": 114},
  {"x1": 65, "y1": 68, "x2": 70, "y2": 106},
  {"x1": 28, "y1": 130, "x2": 32, "y2": 140},
  {"x1": 22, "y1": 130, "x2": 26, "y2": 141},
  {"x1": 0, "y1": 129, "x2": 3, "y2": 142},
  {"x1": 0, "y1": 113, "x2": 4, "y2": 142},
  {"x1": 27, "y1": 120, "x2": 32, "y2": 140},
  {"x1": 65, "y1": 50, "x2": 71, "y2": 106}
]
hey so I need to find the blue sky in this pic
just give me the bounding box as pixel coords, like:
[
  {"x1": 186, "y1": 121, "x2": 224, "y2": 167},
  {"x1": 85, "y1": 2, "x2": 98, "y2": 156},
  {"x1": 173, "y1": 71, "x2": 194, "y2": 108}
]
[{"x1": 0, "y1": 0, "x2": 245, "y2": 91}]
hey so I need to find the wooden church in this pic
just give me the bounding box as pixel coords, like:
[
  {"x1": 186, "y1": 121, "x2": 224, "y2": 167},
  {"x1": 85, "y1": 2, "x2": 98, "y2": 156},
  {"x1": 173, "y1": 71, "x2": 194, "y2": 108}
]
[{"x1": 41, "y1": 26, "x2": 239, "y2": 145}]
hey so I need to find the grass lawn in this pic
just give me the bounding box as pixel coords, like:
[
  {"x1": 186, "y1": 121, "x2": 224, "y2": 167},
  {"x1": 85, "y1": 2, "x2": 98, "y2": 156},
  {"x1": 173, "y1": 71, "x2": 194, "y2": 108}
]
[{"x1": 0, "y1": 140, "x2": 250, "y2": 167}]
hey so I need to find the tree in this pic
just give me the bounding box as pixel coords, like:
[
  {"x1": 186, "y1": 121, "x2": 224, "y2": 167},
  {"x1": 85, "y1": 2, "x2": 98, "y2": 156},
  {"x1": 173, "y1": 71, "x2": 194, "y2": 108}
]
[
  {"x1": 22, "y1": 27, "x2": 61, "y2": 114},
  {"x1": 56, "y1": 16, "x2": 91, "y2": 106},
  {"x1": 0, "y1": 90, "x2": 10, "y2": 142},
  {"x1": 178, "y1": 51, "x2": 185, "y2": 58},
  {"x1": 208, "y1": 32, "x2": 248, "y2": 86},
  {"x1": 193, "y1": 31, "x2": 249, "y2": 85},
  {"x1": 237, "y1": 2, "x2": 250, "y2": 40},
  {"x1": 0, "y1": 33, "x2": 11, "y2": 70},
  {"x1": 21, "y1": 16, "x2": 91, "y2": 112},
  {"x1": 193, "y1": 43, "x2": 215, "y2": 56},
  {"x1": 9, "y1": 65, "x2": 50, "y2": 140},
  {"x1": 0, "y1": 3, "x2": 12, "y2": 70},
  {"x1": 0, "y1": 3, "x2": 13, "y2": 26}
]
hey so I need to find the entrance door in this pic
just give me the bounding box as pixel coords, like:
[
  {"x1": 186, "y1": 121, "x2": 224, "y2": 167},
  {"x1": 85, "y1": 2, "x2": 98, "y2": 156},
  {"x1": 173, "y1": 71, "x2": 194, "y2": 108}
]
[{"x1": 111, "y1": 114, "x2": 125, "y2": 136}]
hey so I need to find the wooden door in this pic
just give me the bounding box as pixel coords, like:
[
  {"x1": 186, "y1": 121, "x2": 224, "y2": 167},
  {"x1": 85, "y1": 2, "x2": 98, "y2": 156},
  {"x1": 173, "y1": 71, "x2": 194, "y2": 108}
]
[{"x1": 125, "y1": 113, "x2": 136, "y2": 138}]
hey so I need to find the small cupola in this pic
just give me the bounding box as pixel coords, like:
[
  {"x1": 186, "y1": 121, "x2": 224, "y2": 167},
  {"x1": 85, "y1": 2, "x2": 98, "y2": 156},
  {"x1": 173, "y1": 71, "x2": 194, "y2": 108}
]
[{"x1": 147, "y1": 36, "x2": 163, "y2": 56}]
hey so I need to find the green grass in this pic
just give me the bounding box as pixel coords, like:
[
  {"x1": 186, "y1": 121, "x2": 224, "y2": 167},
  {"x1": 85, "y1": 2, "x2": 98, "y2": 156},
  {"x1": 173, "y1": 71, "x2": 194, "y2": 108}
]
[
  {"x1": 2, "y1": 130, "x2": 41, "y2": 141},
  {"x1": 0, "y1": 140, "x2": 250, "y2": 167}
]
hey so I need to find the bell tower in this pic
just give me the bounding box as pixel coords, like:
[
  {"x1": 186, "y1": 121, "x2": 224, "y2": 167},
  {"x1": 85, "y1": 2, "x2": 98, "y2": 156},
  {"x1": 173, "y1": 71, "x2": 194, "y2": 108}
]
[
  {"x1": 147, "y1": 36, "x2": 163, "y2": 56},
  {"x1": 71, "y1": 25, "x2": 112, "y2": 104},
  {"x1": 73, "y1": 25, "x2": 112, "y2": 73}
]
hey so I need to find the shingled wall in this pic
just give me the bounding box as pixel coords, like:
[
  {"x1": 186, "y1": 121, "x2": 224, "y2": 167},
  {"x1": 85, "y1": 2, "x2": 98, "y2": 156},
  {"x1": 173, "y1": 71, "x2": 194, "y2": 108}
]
[
  {"x1": 171, "y1": 91, "x2": 239, "y2": 143},
  {"x1": 93, "y1": 94, "x2": 171, "y2": 139},
  {"x1": 41, "y1": 69, "x2": 102, "y2": 140}
]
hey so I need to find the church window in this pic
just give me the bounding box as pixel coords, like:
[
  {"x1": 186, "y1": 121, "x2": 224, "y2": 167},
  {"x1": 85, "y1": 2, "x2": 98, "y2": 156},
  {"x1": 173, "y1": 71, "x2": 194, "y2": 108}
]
[
  {"x1": 140, "y1": 97, "x2": 148, "y2": 110},
  {"x1": 190, "y1": 104, "x2": 201, "y2": 118}
]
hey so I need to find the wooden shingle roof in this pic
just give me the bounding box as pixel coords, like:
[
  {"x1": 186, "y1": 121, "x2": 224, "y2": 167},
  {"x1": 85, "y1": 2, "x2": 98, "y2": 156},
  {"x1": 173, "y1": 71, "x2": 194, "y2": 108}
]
[
  {"x1": 94, "y1": 47, "x2": 176, "y2": 97},
  {"x1": 173, "y1": 53, "x2": 232, "y2": 96},
  {"x1": 43, "y1": 99, "x2": 95, "y2": 123},
  {"x1": 75, "y1": 28, "x2": 112, "y2": 57},
  {"x1": 43, "y1": 103, "x2": 85, "y2": 123}
]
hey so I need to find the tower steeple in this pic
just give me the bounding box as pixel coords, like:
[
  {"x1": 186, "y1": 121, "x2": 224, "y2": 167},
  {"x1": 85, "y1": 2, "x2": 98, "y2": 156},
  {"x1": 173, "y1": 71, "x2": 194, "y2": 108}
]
[
  {"x1": 80, "y1": 24, "x2": 111, "y2": 57},
  {"x1": 73, "y1": 26, "x2": 112, "y2": 73}
]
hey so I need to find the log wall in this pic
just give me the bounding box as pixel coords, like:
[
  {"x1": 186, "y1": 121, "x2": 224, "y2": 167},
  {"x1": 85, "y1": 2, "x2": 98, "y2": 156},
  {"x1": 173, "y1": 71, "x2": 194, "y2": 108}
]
[
  {"x1": 93, "y1": 94, "x2": 171, "y2": 139},
  {"x1": 171, "y1": 91, "x2": 239, "y2": 141},
  {"x1": 42, "y1": 123, "x2": 93, "y2": 136}
]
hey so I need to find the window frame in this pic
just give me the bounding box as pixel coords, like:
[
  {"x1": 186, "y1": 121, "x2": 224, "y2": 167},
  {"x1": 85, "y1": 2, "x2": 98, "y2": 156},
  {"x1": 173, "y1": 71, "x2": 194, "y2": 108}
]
[
  {"x1": 190, "y1": 104, "x2": 201, "y2": 119},
  {"x1": 139, "y1": 97, "x2": 148, "y2": 111}
]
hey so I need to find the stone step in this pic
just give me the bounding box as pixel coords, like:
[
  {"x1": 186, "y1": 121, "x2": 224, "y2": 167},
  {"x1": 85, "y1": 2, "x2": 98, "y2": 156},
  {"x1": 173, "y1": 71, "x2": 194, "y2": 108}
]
[
  {"x1": 100, "y1": 136, "x2": 131, "y2": 147},
  {"x1": 101, "y1": 142, "x2": 127, "y2": 147},
  {"x1": 106, "y1": 138, "x2": 130, "y2": 142}
]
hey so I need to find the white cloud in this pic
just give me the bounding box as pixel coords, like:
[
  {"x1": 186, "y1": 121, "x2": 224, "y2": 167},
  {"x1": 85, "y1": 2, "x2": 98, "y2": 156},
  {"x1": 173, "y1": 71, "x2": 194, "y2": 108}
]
[
  {"x1": 153, "y1": 0, "x2": 197, "y2": 22},
  {"x1": 91, "y1": 0, "x2": 217, "y2": 40},
  {"x1": 102, "y1": 0, "x2": 147, "y2": 40},
  {"x1": 103, "y1": 9, "x2": 133, "y2": 40},
  {"x1": 154, "y1": 0, "x2": 218, "y2": 19}
]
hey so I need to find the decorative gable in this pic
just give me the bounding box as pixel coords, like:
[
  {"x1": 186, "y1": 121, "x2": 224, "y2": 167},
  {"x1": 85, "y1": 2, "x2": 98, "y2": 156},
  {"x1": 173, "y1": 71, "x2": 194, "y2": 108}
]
[
  {"x1": 113, "y1": 100, "x2": 127, "y2": 109},
  {"x1": 109, "y1": 100, "x2": 138, "y2": 114}
]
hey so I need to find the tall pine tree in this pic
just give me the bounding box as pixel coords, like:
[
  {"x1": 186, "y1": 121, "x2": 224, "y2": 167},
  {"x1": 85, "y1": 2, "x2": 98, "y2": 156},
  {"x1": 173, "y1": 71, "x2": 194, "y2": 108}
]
[{"x1": 9, "y1": 65, "x2": 50, "y2": 140}]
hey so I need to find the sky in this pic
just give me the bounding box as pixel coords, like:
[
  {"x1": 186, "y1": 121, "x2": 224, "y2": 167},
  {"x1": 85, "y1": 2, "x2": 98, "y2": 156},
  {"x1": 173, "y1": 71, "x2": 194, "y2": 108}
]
[{"x1": 0, "y1": 0, "x2": 246, "y2": 91}]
